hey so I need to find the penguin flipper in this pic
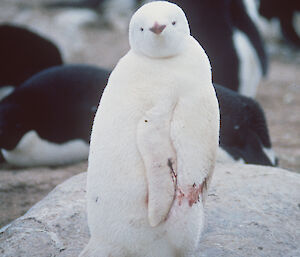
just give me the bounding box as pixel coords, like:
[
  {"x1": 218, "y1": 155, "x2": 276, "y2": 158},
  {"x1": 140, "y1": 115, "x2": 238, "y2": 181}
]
[{"x1": 137, "y1": 98, "x2": 177, "y2": 227}]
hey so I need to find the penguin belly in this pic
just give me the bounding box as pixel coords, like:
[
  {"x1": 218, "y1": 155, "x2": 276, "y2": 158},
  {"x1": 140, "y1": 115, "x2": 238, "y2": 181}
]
[
  {"x1": 86, "y1": 104, "x2": 172, "y2": 256},
  {"x1": 86, "y1": 117, "x2": 204, "y2": 256},
  {"x1": 1, "y1": 130, "x2": 89, "y2": 167},
  {"x1": 233, "y1": 29, "x2": 262, "y2": 97},
  {"x1": 86, "y1": 91, "x2": 217, "y2": 257}
]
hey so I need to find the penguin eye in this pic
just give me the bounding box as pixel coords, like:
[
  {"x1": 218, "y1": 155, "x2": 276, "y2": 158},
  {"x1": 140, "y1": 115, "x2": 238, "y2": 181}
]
[
  {"x1": 172, "y1": 21, "x2": 176, "y2": 25},
  {"x1": 140, "y1": 27, "x2": 144, "y2": 32}
]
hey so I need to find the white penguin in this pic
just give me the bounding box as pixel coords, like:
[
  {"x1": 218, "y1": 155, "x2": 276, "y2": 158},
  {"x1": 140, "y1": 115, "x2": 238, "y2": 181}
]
[{"x1": 81, "y1": 1, "x2": 220, "y2": 257}]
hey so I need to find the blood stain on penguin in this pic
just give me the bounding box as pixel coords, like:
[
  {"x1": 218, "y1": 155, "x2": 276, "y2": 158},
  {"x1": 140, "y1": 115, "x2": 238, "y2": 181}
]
[
  {"x1": 168, "y1": 158, "x2": 177, "y2": 184},
  {"x1": 177, "y1": 188, "x2": 185, "y2": 206},
  {"x1": 187, "y1": 184, "x2": 202, "y2": 207}
]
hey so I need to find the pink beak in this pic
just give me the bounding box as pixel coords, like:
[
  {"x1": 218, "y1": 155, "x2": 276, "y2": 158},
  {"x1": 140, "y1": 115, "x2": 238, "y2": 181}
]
[{"x1": 149, "y1": 22, "x2": 166, "y2": 35}]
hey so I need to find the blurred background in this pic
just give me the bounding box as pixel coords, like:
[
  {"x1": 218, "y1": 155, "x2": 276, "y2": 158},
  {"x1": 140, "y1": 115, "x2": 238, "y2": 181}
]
[{"x1": 0, "y1": 0, "x2": 299, "y2": 228}]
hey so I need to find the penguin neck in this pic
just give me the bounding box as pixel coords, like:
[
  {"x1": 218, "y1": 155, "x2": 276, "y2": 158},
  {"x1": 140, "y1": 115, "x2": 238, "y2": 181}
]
[
  {"x1": 107, "y1": 35, "x2": 212, "y2": 106},
  {"x1": 126, "y1": 36, "x2": 212, "y2": 88}
]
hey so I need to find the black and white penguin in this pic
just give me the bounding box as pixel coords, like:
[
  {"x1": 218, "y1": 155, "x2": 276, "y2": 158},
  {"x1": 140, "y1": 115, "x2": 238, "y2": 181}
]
[
  {"x1": 0, "y1": 64, "x2": 109, "y2": 167},
  {"x1": 214, "y1": 84, "x2": 277, "y2": 166},
  {"x1": 0, "y1": 24, "x2": 63, "y2": 98},
  {"x1": 258, "y1": 0, "x2": 300, "y2": 47},
  {"x1": 163, "y1": 0, "x2": 268, "y2": 97},
  {"x1": 0, "y1": 63, "x2": 276, "y2": 167}
]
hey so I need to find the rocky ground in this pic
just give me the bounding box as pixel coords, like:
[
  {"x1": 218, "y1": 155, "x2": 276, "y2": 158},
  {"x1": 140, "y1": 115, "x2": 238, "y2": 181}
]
[
  {"x1": 0, "y1": 0, "x2": 299, "y2": 228},
  {"x1": 1, "y1": 164, "x2": 300, "y2": 257}
]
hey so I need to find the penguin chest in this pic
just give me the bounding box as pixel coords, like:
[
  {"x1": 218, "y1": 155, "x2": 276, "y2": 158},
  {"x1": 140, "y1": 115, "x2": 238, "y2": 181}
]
[{"x1": 233, "y1": 30, "x2": 262, "y2": 97}]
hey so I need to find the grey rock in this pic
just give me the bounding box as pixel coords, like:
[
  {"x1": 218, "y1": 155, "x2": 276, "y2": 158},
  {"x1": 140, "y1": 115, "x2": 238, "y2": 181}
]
[
  {"x1": 0, "y1": 163, "x2": 299, "y2": 257},
  {"x1": 0, "y1": 173, "x2": 89, "y2": 257}
]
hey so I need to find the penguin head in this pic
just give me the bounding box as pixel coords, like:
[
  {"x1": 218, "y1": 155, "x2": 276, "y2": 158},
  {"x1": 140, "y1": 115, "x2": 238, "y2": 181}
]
[{"x1": 129, "y1": 1, "x2": 190, "y2": 58}]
